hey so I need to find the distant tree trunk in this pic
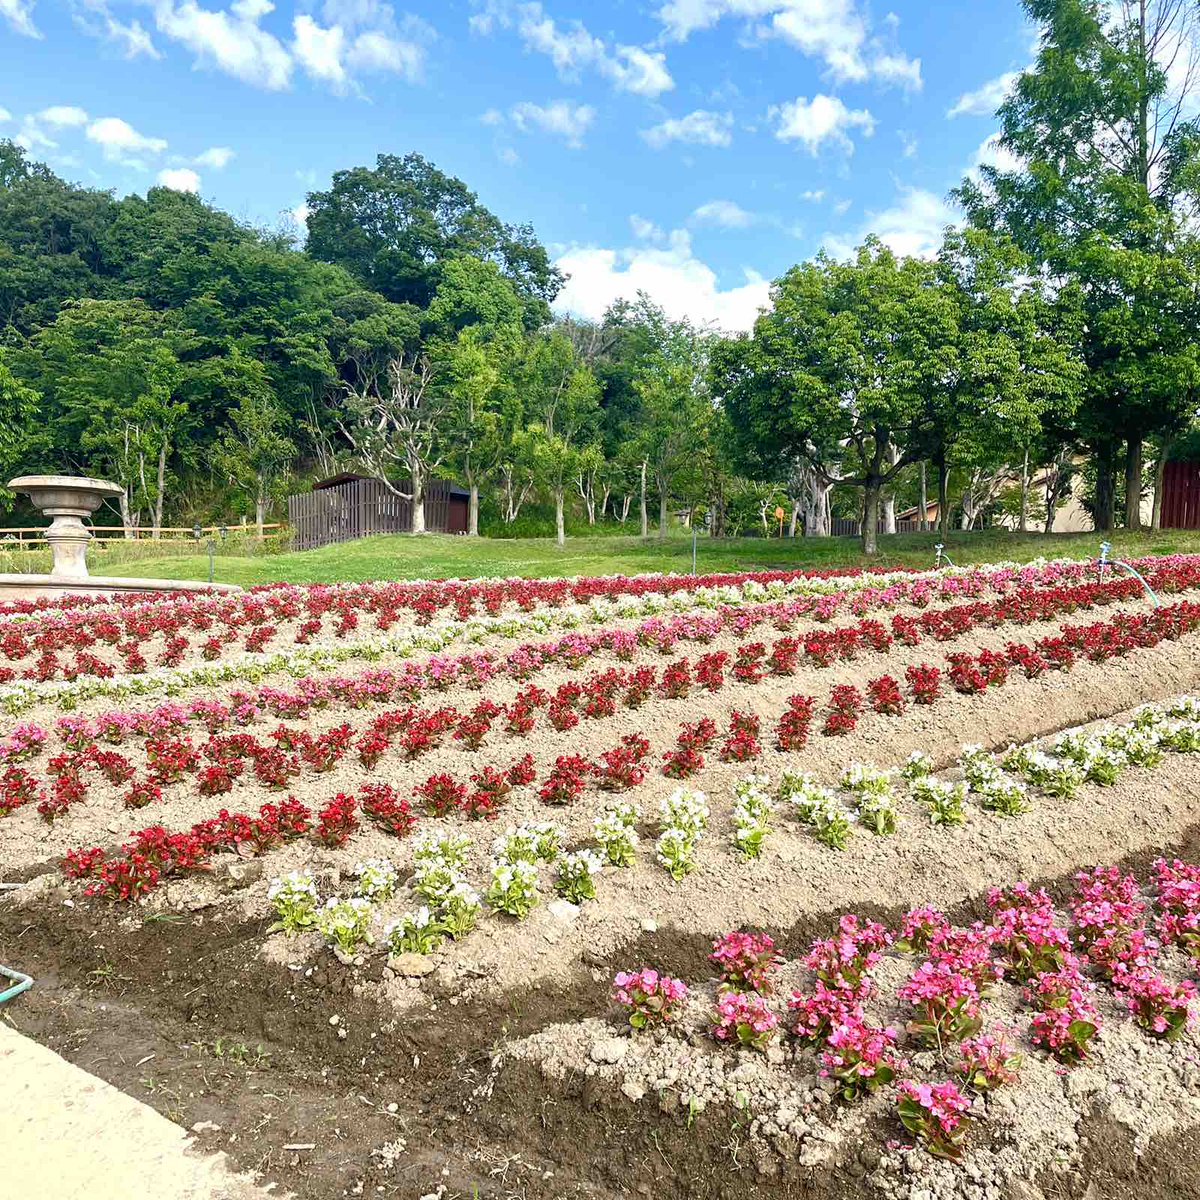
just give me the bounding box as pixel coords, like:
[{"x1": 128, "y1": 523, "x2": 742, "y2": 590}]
[
  {"x1": 1124, "y1": 437, "x2": 1144, "y2": 531},
  {"x1": 1094, "y1": 439, "x2": 1117, "y2": 532},
  {"x1": 639, "y1": 460, "x2": 648, "y2": 538},
  {"x1": 468, "y1": 483, "x2": 479, "y2": 536},
  {"x1": 119, "y1": 490, "x2": 134, "y2": 540},
  {"x1": 152, "y1": 438, "x2": 167, "y2": 539},
  {"x1": 862, "y1": 478, "x2": 881, "y2": 556},
  {"x1": 410, "y1": 463, "x2": 426, "y2": 534},
  {"x1": 918, "y1": 461, "x2": 928, "y2": 531},
  {"x1": 1152, "y1": 439, "x2": 1172, "y2": 530},
  {"x1": 554, "y1": 487, "x2": 565, "y2": 546},
  {"x1": 788, "y1": 499, "x2": 800, "y2": 537},
  {"x1": 255, "y1": 495, "x2": 266, "y2": 538},
  {"x1": 1018, "y1": 448, "x2": 1030, "y2": 533},
  {"x1": 936, "y1": 453, "x2": 951, "y2": 540},
  {"x1": 658, "y1": 484, "x2": 668, "y2": 539},
  {"x1": 620, "y1": 494, "x2": 631, "y2": 523}
]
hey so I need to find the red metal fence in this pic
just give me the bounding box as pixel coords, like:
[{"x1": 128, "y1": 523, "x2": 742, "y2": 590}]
[{"x1": 1160, "y1": 461, "x2": 1200, "y2": 530}]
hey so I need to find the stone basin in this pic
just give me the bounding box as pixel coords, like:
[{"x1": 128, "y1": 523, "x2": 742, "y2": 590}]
[{"x1": 3, "y1": 473, "x2": 242, "y2": 599}]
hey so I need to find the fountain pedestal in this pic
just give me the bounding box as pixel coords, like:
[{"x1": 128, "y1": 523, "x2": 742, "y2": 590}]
[
  {"x1": 0, "y1": 474, "x2": 241, "y2": 601},
  {"x1": 9, "y1": 475, "x2": 124, "y2": 579}
]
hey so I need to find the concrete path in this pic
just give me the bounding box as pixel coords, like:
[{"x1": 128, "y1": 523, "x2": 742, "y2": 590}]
[{"x1": 0, "y1": 1022, "x2": 282, "y2": 1200}]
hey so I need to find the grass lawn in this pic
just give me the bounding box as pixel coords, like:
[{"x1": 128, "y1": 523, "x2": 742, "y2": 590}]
[{"x1": 68, "y1": 526, "x2": 1200, "y2": 587}]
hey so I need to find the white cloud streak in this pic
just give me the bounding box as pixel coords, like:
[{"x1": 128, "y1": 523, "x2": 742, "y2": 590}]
[
  {"x1": 771, "y1": 93, "x2": 874, "y2": 154},
  {"x1": 554, "y1": 227, "x2": 770, "y2": 332},
  {"x1": 641, "y1": 108, "x2": 733, "y2": 148}
]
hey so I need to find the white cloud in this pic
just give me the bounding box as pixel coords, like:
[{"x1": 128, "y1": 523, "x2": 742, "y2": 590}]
[
  {"x1": 656, "y1": 0, "x2": 920, "y2": 89},
  {"x1": 898, "y1": 130, "x2": 918, "y2": 158},
  {"x1": 0, "y1": 0, "x2": 39, "y2": 37},
  {"x1": 800, "y1": 188, "x2": 825, "y2": 202},
  {"x1": 292, "y1": 14, "x2": 349, "y2": 87},
  {"x1": 606, "y1": 45, "x2": 674, "y2": 97},
  {"x1": 553, "y1": 227, "x2": 770, "y2": 332},
  {"x1": 157, "y1": 166, "x2": 201, "y2": 191},
  {"x1": 629, "y1": 213, "x2": 664, "y2": 241},
  {"x1": 290, "y1": 201, "x2": 310, "y2": 226},
  {"x1": 73, "y1": 1, "x2": 160, "y2": 57},
  {"x1": 948, "y1": 70, "x2": 1019, "y2": 118},
  {"x1": 153, "y1": 0, "x2": 294, "y2": 90},
  {"x1": 509, "y1": 100, "x2": 595, "y2": 148},
  {"x1": 345, "y1": 29, "x2": 424, "y2": 78},
  {"x1": 691, "y1": 198, "x2": 754, "y2": 227},
  {"x1": 38, "y1": 105, "x2": 89, "y2": 127},
  {"x1": 0, "y1": 108, "x2": 10, "y2": 123},
  {"x1": 641, "y1": 109, "x2": 733, "y2": 148},
  {"x1": 472, "y1": 2, "x2": 674, "y2": 97},
  {"x1": 970, "y1": 132, "x2": 1024, "y2": 176},
  {"x1": 771, "y1": 94, "x2": 874, "y2": 154},
  {"x1": 822, "y1": 184, "x2": 958, "y2": 260},
  {"x1": 195, "y1": 145, "x2": 235, "y2": 168},
  {"x1": 86, "y1": 116, "x2": 168, "y2": 164}
]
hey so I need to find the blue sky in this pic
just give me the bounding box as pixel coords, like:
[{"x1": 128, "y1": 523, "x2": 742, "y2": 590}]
[{"x1": 0, "y1": 0, "x2": 1033, "y2": 330}]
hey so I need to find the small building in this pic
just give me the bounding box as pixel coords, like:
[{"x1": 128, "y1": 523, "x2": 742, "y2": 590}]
[
  {"x1": 288, "y1": 475, "x2": 469, "y2": 550},
  {"x1": 1160, "y1": 460, "x2": 1200, "y2": 530}
]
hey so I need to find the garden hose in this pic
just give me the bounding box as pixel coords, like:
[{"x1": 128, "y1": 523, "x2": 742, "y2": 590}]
[
  {"x1": 0, "y1": 963, "x2": 32, "y2": 1005},
  {"x1": 1098, "y1": 542, "x2": 1159, "y2": 606},
  {"x1": 934, "y1": 544, "x2": 956, "y2": 569},
  {"x1": 0, "y1": 882, "x2": 32, "y2": 1004}
]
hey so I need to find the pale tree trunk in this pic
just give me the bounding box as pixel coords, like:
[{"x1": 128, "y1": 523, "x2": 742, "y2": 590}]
[
  {"x1": 658, "y1": 481, "x2": 668, "y2": 539},
  {"x1": 620, "y1": 494, "x2": 631, "y2": 524},
  {"x1": 255, "y1": 496, "x2": 266, "y2": 538},
  {"x1": 882, "y1": 442, "x2": 899, "y2": 534},
  {"x1": 788, "y1": 499, "x2": 800, "y2": 538},
  {"x1": 468, "y1": 483, "x2": 479, "y2": 536},
  {"x1": 554, "y1": 487, "x2": 565, "y2": 546},
  {"x1": 918, "y1": 461, "x2": 928, "y2": 531},
  {"x1": 1151, "y1": 439, "x2": 1171, "y2": 530},
  {"x1": 1018, "y1": 448, "x2": 1030, "y2": 533},
  {"x1": 862, "y1": 478, "x2": 881, "y2": 556},
  {"x1": 410, "y1": 462, "x2": 426, "y2": 534},
  {"x1": 1125, "y1": 437, "x2": 1144, "y2": 530},
  {"x1": 152, "y1": 438, "x2": 167, "y2": 539},
  {"x1": 600, "y1": 484, "x2": 611, "y2": 520},
  {"x1": 639, "y1": 461, "x2": 648, "y2": 538},
  {"x1": 119, "y1": 490, "x2": 134, "y2": 540}
]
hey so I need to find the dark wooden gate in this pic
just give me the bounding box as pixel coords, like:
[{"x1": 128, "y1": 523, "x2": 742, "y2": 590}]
[
  {"x1": 1160, "y1": 461, "x2": 1200, "y2": 530},
  {"x1": 287, "y1": 478, "x2": 463, "y2": 550}
]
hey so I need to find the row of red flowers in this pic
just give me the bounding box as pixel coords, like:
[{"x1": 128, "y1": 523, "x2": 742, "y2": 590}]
[{"x1": 5, "y1": 555, "x2": 1198, "y2": 682}]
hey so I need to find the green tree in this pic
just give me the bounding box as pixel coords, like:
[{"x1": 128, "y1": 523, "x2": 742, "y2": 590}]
[
  {"x1": 957, "y1": 0, "x2": 1200, "y2": 530},
  {"x1": 0, "y1": 351, "x2": 41, "y2": 494},
  {"x1": 306, "y1": 153, "x2": 563, "y2": 325},
  {"x1": 715, "y1": 240, "x2": 951, "y2": 555},
  {"x1": 630, "y1": 310, "x2": 713, "y2": 537},
  {"x1": 521, "y1": 332, "x2": 601, "y2": 546},
  {"x1": 18, "y1": 299, "x2": 187, "y2": 534},
  {"x1": 210, "y1": 351, "x2": 297, "y2": 536},
  {"x1": 925, "y1": 229, "x2": 1083, "y2": 536}
]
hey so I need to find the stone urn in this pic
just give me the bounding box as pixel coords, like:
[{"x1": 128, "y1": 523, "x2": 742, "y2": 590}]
[{"x1": 9, "y1": 475, "x2": 125, "y2": 579}]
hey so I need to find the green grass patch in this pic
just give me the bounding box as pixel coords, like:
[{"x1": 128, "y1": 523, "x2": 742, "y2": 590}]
[{"x1": 83, "y1": 526, "x2": 1200, "y2": 587}]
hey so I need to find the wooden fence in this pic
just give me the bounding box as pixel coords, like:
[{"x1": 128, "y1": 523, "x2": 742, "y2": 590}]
[
  {"x1": 287, "y1": 478, "x2": 460, "y2": 550},
  {"x1": 829, "y1": 517, "x2": 925, "y2": 537},
  {"x1": 1160, "y1": 460, "x2": 1200, "y2": 530},
  {"x1": 0, "y1": 522, "x2": 282, "y2": 545}
]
